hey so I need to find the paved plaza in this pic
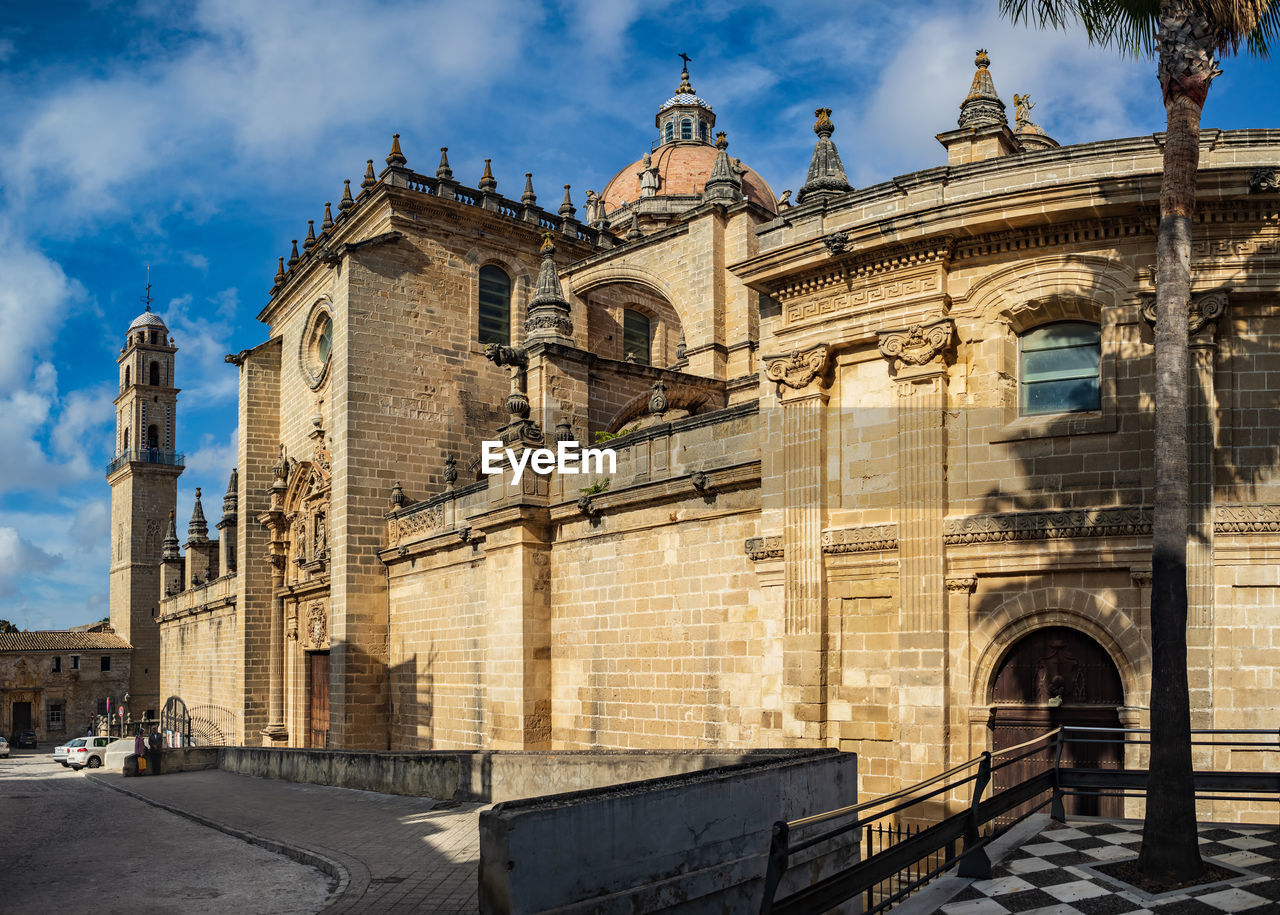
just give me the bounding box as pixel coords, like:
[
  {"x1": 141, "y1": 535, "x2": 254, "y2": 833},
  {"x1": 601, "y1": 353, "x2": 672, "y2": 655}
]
[{"x1": 90, "y1": 767, "x2": 485, "y2": 913}]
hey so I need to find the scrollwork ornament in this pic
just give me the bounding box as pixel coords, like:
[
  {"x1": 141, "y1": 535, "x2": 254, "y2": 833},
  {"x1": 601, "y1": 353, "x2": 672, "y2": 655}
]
[
  {"x1": 1248, "y1": 167, "x2": 1280, "y2": 193},
  {"x1": 1140, "y1": 287, "x2": 1229, "y2": 336},
  {"x1": 878, "y1": 318, "x2": 953, "y2": 370},
  {"x1": 765, "y1": 345, "x2": 829, "y2": 394}
]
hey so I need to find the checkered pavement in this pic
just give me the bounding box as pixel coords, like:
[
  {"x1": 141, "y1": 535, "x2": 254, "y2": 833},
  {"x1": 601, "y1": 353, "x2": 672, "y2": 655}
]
[{"x1": 937, "y1": 820, "x2": 1280, "y2": 914}]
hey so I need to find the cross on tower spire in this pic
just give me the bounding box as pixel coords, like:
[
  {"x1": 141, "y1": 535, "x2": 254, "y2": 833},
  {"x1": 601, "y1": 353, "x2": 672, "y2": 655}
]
[{"x1": 141, "y1": 265, "x2": 153, "y2": 312}]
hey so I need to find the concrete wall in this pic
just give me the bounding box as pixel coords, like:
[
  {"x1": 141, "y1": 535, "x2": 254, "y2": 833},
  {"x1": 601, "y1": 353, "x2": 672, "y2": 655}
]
[
  {"x1": 215, "y1": 746, "x2": 810, "y2": 803},
  {"x1": 478, "y1": 748, "x2": 857, "y2": 915}
]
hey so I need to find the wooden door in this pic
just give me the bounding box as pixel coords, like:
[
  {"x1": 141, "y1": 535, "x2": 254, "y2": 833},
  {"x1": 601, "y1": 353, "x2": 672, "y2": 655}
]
[
  {"x1": 308, "y1": 652, "x2": 330, "y2": 748},
  {"x1": 12, "y1": 701, "x2": 32, "y2": 733},
  {"x1": 990, "y1": 627, "x2": 1123, "y2": 819}
]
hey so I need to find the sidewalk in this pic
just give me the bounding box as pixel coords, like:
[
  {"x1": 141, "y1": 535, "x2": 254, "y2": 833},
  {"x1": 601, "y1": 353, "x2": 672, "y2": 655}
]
[
  {"x1": 906, "y1": 815, "x2": 1280, "y2": 914},
  {"x1": 90, "y1": 769, "x2": 484, "y2": 914}
]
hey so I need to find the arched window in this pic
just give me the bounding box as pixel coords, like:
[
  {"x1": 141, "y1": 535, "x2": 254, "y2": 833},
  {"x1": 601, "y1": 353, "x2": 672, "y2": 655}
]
[
  {"x1": 622, "y1": 309, "x2": 651, "y2": 366},
  {"x1": 478, "y1": 265, "x2": 511, "y2": 346},
  {"x1": 123, "y1": 366, "x2": 130, "y2": 388},
  {"x1": 149, "y1": 361, "x2": 160, "y2": 386},
  {"x1": 147, "y1": 425, "x2": 159, "y2": 450},
  {"x1": 699, "y1": 122, "x2": 709, "y2": 143},
  {"x1": 664, "y1": 121, "x2": 674, "y2": 144},
  {"x1": 680, "y1": 118, "x2": 693, "y2": 140},
  {"x1": 1020, "y1": 322, "x2": 1101, "y2": 415}
]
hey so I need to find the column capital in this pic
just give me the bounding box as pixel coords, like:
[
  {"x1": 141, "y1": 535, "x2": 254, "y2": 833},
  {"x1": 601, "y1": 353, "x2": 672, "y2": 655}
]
[
  {"x1": 765, "y1": 344, "x2": 830, "y2": 398},
  {"x1": 945, "y1": 577, "x2": 977, "y2": 593},
  {"x1": 1140, "y1": 287, "x2": 1228, "y2": 340},
  {"x1": 878, "y1": 317, "x2": 954, "y2": 372}
]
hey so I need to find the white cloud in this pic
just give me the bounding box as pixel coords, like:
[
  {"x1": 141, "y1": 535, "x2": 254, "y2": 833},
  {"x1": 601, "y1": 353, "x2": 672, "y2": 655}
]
[
  {"x1": 0, "y1": 222, "x2": 80, "y2": 392},
  {"x1": 0, "y1": 526, "x2": 63, "y2": 599}
]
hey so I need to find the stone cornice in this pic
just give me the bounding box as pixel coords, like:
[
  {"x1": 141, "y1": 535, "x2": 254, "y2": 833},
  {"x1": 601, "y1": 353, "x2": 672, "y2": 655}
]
[
  {"x1": 771, "y1": 237, "x2": 954, "y2": 303},
  {"x1": 952, "y1": 216, "x2": 1151, "y2": 263},
  {"x1": 944, "y1": 507, "x2": 1152, "y2": 545}
]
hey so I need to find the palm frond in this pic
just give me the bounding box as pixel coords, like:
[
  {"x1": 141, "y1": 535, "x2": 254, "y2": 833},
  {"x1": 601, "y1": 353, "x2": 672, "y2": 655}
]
[{"x1": 999, "y1": 0, "x2": 1160, "y2": 55}]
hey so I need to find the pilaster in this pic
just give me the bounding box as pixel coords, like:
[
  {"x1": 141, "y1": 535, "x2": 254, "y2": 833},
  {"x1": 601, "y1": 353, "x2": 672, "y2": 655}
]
[{"x1": 765, "y1": 345, "x2": 830, "y2": 742}]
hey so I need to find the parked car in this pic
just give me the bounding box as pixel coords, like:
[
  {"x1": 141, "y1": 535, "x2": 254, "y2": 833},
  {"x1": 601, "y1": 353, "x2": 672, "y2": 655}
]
[
  {"x1": 0, "y1": 736, "x2": 9, "y2": 758},
  {"x1": 15, "y1": 730, "x2": 37, "y2": 749},
  {"x1": 67, "y1": 735, "x2": 114, "y2": 770},
  {"x1": 53, "y1": 738, "x2": 87, "y2": 766}
]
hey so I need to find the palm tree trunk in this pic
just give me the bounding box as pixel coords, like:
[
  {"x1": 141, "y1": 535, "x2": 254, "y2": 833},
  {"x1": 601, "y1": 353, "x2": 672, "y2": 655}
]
[{"x1": 1138, "y1": 0, "x2": 1209, "y2": 883}]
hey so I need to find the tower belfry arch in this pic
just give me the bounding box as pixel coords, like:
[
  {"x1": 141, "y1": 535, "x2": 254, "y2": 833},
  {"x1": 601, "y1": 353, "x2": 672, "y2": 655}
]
[{"x1": 107, "y1": 285, "x2": 183, "y2": 718}]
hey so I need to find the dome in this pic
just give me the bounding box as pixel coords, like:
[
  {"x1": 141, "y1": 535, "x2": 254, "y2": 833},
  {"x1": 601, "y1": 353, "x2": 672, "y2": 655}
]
[
  {"x1": 127, "y1": 308, "x2": 168, "y2": 333},
  {"x1": 660, "y1": 92, "x2": 712, "y2": 111},
  {"x1": 600, "y1": 143, "x2": 779, "y2": 215}
]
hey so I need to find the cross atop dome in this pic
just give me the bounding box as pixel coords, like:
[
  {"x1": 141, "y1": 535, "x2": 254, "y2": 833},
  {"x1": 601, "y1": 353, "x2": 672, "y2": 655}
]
[{"x1": 656, "y1": 54, "x2": 716, "y2": 146}]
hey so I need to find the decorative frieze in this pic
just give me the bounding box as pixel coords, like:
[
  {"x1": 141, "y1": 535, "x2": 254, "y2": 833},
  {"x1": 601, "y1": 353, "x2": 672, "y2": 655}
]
[
  {"x1": 744, "y1": 535, "x2": 783, "y2": 560},
  {"x1": 388, "y1": 502, "x2": 445, "y2": 542},
  {"x1": 1215, "y1": 504, "x2": 1280, "y2": 534},
  {"x1": 944, "y1": 507, "x2": 1151, "y2": 544},
  {"x1": 821, "y1": 523, "x2": 898, "y2": 553}
]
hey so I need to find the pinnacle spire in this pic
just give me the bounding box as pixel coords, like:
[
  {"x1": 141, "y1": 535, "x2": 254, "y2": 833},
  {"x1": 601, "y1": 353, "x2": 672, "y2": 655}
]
[
  {"x1": 522, "y1": 172, "x2": 537, "y2": 206},
  {"x1": 361, "y1": 159, "x2": 377, "y2": 190},
  {"x1": 287, "y1": 240, "x2": 300, "y2": 267},
  {"x1": 273, "y1": 257, "x2": 285, "y2": 288},
  {"x1": 303, "y1": 220, "x2": 317, "y2": 250},
  {"x1": 958, "y1": 49, "x2": 1008, "y2": 129},
  {"x1": 188, "y1": 488, "x2": 208, "y2": 542},
  {"x1": 339, "y1": 179, "x2": 355, "y2": 211},
  {"x1": 162, "y1": 510, "x2": 180, "y2": 561},
  {"x1": 526, "y1": 234, "x2": 573, "y2": 338},
  {"x1": 222, "y1": 468, "x2": 238, "y2": 520},
  {"x1": 703, "y1": 131, "x2": 742, "y2": 202},
  {"x1": 796, "y1": 108, "x2": 852, "y2": 204},
  {"x1": 479, "y1": 159, "x2": 497, "y2": 194},
  {"x1": 386, "y1": 133, "x2": 406, "y2": 168},
  {"x1": 437, "y1": 147, "x2": 453, "y2": 180},
  {"x1": 558, "y1": 184, "x2": 576, "y2": 219},
  {"x1": 321, "y1": 202, "x2": 334, "y2": 232}
]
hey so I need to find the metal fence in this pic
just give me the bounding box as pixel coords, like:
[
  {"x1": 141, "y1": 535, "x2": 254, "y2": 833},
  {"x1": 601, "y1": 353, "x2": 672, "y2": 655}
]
[{"x1": 761, "y1": 727, "x2": 1280, "y2": 915}]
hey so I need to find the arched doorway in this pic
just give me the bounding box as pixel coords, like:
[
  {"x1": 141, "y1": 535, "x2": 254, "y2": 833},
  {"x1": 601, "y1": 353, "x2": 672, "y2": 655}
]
[{"x1": 989, "y1": 626, "x2": 1124, "y2": 817}]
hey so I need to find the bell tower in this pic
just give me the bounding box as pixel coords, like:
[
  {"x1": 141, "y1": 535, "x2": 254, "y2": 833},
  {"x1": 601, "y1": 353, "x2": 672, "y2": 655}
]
[{"x1": 107, "y1": 292, "x2": 182, "y2": 719}]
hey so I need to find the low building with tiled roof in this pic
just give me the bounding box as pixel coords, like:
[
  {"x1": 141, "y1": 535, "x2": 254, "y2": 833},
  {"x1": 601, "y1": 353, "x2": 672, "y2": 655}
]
[{"x1": 1, "y1": 629, "x2": 132, "y2": 744}]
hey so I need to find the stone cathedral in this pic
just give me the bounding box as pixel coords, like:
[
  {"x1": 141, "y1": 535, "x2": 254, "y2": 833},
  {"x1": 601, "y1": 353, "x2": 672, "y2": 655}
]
[{"x1": 110, "y1": 55, "x2": 1280, "y2": 805}]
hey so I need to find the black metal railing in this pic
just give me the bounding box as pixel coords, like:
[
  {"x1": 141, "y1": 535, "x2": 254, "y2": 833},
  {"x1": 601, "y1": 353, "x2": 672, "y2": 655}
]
[
  {"x1": 105, "y1": 449, "x2": 185, "y2": 474},
  {"x1": 761, "y1": 727, "x2": 1280, "y2": 915}
]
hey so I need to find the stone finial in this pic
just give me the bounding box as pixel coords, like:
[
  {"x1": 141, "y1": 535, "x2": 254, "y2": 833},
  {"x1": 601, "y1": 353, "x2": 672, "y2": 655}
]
[
  {"x1": 222, "y1": 469, "x2": 238, "y2": 520},
  {"x1": 626, "y1": 211, "x2": 643, "y2": 241},
  {"x1": 391, "y1": 480, "x2": 405, "y2": 506},
  {"x1": 386, "y1": 133, "x2": 406, "y2": 168},
  {"x1": 361, "y1": 159, "x2": 377, "y2": 190},
  {"x1": 188, "y1": 488, "x2": 209, "y2": 542},
  {"x1": 558, "y1": 184, "x2": 576, "y2": 219},
  {"x1": 437, "y1": 147, "x2": 453, "y2": 180},
  {"x1": 444, "y1": 456, "x2": 458, "y2": 487},
  {"x1": 479, "y1": 159, "x2": 497, "y2": 194},
  {"x1": 796, "y1": 108, "x2": 852, "y2": 204},
  {"x1": 703, "y1": 131, "x2": 742, "y2": 202},
  {"x1": 958, "y1": 49, "x2": 1008, "y2": 129},
  {"x1": 339, "y1": 179, "x2": 355, "y2": 211},
  {"x1": 287, "y1": 240, "x2": 300, "y2": 267},
  {"x1": 273, "y1": 257, "x2": 286, "y2": 288},
  {"x1": 525, "y1": 233, "x2": 573, "y2": 338},
  {"x1": 162, "y1": 510, "x2": 180, "y2": 561},
  {"x1": 521, "y1": 172, "x2": 537, "y2": 206},
  {"x1": 321, "y1": 202, "x2": 334, "y2": 232},
  {"x1": 303, "y1": 220, "x2": 317, "y2": 250}
]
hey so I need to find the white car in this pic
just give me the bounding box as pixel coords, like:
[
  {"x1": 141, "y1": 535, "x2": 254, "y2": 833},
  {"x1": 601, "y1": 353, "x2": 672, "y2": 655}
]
[
  {"x1": 66, "y1": 735, "x2": 115, "y2": 770},
  {"x1": 0, "y1": 736, "x2": 9, "y2": 758},
  {"x1": 53, "y1": 737, "x2": 87, "y2": 766}
]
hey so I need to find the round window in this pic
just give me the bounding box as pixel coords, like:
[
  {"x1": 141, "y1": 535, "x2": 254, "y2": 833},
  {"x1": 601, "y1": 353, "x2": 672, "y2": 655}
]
[{"x1": 301, "y1": 306, "x2": 334, "y2": 389}]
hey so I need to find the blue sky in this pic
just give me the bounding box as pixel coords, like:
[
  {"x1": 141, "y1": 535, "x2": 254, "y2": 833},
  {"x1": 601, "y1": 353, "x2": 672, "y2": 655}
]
[{"x1": 2, "y1": 0, "x2": 1278, "y2": 630}]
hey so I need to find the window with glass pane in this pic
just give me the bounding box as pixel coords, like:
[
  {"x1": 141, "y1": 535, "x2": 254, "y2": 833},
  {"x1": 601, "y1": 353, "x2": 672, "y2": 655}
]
[
  {"x1": 623, "y1": 309, "x2": 651, "y2": 365},
  {"x1": 681, "y1": 118, "x2": 693, "y2": 140},
  {"x1": 664, "y1": 121, "x2": 674, "y2": 143},
  {"x1": 478, "y1": 266, "x2": 511, "y2": 346},
  {"x1": 1019, "y1": 322, "x2": 1101, "y2": 415}
]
